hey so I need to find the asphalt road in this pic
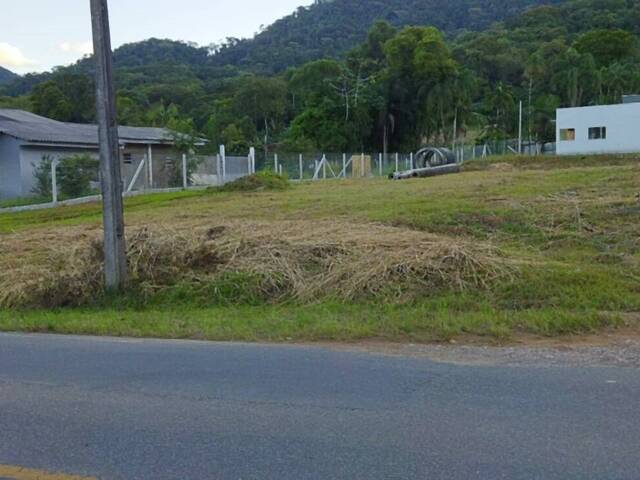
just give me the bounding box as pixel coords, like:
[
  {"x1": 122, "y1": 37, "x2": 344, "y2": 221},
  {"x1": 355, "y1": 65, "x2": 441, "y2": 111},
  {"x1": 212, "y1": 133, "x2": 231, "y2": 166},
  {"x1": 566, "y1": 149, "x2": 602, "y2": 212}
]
[{"x1": 0, "y1": 333, "x2": 639, "y2": 480}]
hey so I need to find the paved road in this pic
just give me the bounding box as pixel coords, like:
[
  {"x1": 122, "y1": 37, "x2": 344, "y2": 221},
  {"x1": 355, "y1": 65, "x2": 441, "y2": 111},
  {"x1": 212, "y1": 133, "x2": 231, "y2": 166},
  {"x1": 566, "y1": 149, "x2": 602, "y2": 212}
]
[{"x1": 0, "y1": 333, "x2": 639, "y2": 480}]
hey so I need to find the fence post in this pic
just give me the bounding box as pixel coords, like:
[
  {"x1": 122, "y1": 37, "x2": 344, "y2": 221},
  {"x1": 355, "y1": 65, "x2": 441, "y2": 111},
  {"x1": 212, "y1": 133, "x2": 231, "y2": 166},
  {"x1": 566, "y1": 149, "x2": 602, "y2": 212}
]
[
  {"x1": 219, "y1": 145, "x2": 226, "y2": 183},
  {"x1": 299, "y1": 154, "x2": 303, "y2": 180},
  {"x1": 322, "y1": 155, "x2": 327, "y2": 179},
  {"x1": 249, "y1": 147, "x2": 256, "y2": 174},
  {"x1": 147, "y1": 145, "x2": 154, "y2": 189},
  {"x1": 395, "y1": 153, "x2": 399, "y2": 173},
  {"x1": 360, "y1": 153, "x2": 364, "y2": 178},
  {"x1": 274, "y1": 153, "x2": 279, "y2": 174},
  {"x1": 410, "y1": 152, "x2": 414, "y2": 170},
  {"x1": 379, "y1": 153, "x2": 383, "y2": 177},
  {"x1": 182, "y1": 153, "x2": 188, "y2": 189},
  {"x1": 51, "y1": 159, "x2": 58, "y2": 204},
  {"x1": 342, "y1": 153, "x2": 346, "y2": 178}
]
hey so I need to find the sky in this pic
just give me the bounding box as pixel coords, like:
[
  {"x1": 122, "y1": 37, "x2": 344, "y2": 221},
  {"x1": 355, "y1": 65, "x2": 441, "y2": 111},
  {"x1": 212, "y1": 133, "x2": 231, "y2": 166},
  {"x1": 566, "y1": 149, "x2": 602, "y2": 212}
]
[{"x1": 0, "y1": 0, "x2": 311, "y2": 75}]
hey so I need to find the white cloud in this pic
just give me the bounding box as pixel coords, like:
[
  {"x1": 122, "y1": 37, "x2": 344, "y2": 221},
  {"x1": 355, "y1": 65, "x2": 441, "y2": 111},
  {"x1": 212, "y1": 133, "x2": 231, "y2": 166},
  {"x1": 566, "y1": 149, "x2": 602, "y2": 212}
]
[
  {"x1": 59, "y1": 41, "x2": 93, "y2": 56},
  {"x1": 0, "y1": 42, "x2": 37, "y2": 67}
]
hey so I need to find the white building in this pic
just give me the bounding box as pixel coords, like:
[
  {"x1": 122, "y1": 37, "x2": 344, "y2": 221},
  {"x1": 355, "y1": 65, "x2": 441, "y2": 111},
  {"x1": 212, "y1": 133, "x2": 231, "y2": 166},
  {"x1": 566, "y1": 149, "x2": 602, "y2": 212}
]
[{"x1": 556, "y1": 102, "x2": 640, "y2": 155}]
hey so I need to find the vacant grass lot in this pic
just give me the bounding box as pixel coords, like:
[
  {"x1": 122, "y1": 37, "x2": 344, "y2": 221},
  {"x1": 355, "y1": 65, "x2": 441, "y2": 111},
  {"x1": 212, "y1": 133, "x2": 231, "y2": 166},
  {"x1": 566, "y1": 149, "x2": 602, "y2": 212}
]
[{"x1": 1, "y1": 155, "x2": 639, "y2": 343}]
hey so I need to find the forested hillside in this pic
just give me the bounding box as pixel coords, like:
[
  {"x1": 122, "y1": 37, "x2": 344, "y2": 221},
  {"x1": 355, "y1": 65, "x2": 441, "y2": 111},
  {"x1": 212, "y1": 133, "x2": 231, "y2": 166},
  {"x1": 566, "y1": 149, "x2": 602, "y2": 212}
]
[
  {"x1": 209, "y1": 0, "x2": 562, "y2": 73},
  {"x1": 1, "y1": 0, "x2": 640, "y2": 154},
  {"x1": 0, "y1": 67, "x2": 17, "y2": 86}
]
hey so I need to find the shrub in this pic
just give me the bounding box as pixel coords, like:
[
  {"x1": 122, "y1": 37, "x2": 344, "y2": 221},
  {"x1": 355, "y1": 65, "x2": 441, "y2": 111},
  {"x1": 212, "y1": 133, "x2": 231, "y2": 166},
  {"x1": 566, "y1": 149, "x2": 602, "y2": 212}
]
[
  {"x1": 215, "y1": 171, "x2": 290, "y2": 193},
  {"x1": 57, "y1": 154, "x2": 99, "y2": 198},
  {"x1": 32, "y1": 155, "x2": 54, "y2": 198}
]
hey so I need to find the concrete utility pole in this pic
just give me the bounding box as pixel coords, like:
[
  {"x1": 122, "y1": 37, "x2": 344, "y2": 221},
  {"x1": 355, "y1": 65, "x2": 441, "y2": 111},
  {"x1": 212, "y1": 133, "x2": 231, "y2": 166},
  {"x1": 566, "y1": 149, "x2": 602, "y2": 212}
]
[{"x1": 90, "y1": 0, "x2": 127, "y2": 290}]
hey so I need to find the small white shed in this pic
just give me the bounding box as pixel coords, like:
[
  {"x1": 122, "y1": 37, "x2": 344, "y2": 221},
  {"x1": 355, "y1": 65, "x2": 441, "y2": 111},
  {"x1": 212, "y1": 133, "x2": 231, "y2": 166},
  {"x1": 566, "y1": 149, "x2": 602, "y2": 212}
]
[{"x1": 556, "y1": 102, "x2": 640, "y2": 155}]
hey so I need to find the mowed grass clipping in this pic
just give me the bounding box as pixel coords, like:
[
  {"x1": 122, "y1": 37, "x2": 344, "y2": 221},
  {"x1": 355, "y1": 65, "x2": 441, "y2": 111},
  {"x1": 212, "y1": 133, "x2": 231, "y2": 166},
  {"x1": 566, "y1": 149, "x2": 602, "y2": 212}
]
[{"x1": 1, "y1": 154, "x2": 639, "y2": 342}]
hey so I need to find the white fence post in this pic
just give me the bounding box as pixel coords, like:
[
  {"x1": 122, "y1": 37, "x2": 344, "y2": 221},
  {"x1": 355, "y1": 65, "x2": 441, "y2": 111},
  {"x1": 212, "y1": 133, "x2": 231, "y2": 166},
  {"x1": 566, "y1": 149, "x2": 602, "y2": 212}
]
[
  {"x1": 410, "y1": 152, "x2": 414, "y2": 170},
  {"x1": 299, "y1": 154, "x2": 303, "y2": 180},
  {"x1": 182, "y1": 153, "x2": 188, "y2": 189},
  {"x1": 360, "y1": 153, "x2": 364, "y2": 178},
  {"x1": 147, "y1": 145, "x2": 154, "y2": 189},
  {"x1": 342, "y1": 153, "x2": 347, "y2": 178},
  {"x1": 51, "y1": 159, "x2": 58, "y2": 204},
  {"x1": 322, "y1": 155, "x2": 327, "y2": 179},
  {"x1": 219, "y1": 145, "x2": 226, "y2": 183},
  {"x1": 274, "y1": 153, "x2": 279, "y2": 174},
  {"x1": 249, "y1": 147, "x2": 256, "y2": 174},
  {"x1": 379, "y1": 153, "x2": 383, "y2": 177},
  {"x1": 395, "y1": 153, "x2": 399, "y2": 173}
]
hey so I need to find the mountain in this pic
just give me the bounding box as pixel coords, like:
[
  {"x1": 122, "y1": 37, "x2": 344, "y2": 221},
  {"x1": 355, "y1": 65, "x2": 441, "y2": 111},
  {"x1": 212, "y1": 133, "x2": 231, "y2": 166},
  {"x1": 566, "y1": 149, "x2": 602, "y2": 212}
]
[
  {"x1": 2, "y1": 0, "x2": 560, "y2": 94},
  {"x1": 209, "y1": 0, "x2": 563, "y2": 74},
  {"x1": 0, "y1": 66, "x2": 18, "y2": 86}
]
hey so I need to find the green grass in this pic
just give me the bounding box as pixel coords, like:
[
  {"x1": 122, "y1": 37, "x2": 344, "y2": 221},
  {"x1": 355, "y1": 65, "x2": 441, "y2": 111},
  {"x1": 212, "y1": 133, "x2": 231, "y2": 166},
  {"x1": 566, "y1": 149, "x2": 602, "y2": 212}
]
[
  {"x1": 0, "y1": 302, "x2": 623, "y2": 343},
  {"x1": 1, "y1": 154, "x2": 639, "y2": 343},
  {"x1": 0, "y1": 195, "x2": 52, "y2": 209}
]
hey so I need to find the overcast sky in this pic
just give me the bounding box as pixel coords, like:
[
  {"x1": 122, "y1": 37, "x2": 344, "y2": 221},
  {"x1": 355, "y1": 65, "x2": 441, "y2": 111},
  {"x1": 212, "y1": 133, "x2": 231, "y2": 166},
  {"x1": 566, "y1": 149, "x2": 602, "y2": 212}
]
[{"x1": 0, "y1": 0, "x2": 310, "y2": 75}]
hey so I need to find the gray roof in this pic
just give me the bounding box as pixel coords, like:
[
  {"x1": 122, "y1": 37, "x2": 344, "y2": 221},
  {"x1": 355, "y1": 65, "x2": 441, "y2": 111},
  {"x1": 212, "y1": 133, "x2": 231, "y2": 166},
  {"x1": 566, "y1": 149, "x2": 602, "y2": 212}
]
[{"x1": 0, "y1": 109, "x2": 174, "y2": 146}]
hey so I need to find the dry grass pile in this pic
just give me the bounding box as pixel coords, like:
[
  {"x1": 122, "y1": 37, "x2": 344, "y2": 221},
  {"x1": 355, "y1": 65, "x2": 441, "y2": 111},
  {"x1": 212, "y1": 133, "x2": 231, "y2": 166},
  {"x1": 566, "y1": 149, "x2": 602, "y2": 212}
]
[{"x1": 0, "y1": 220, "x2": 513, "y2": 308}]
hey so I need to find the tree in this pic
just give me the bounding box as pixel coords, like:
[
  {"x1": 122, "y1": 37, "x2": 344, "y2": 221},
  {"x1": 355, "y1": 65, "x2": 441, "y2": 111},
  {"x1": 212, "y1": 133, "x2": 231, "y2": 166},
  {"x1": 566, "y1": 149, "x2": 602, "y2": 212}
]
[
  {"x1": 382, "y1": 26, "x2": 459, "y2": 149},
  {"x1": 31, "y1": 75, "x2": 95, "y2": 123},
  {"x1": 31, "y1": 82, "x2": 73, "y2": 121},
  {"x1": 231, "y1": 76, "x2": 288, "y2": 155},
  {"x1": 575, "y1": 29, "x2": 637, "y2": 67},
  {"x1": 551, "y1": 49, "x2": 599, "y2": 107}
]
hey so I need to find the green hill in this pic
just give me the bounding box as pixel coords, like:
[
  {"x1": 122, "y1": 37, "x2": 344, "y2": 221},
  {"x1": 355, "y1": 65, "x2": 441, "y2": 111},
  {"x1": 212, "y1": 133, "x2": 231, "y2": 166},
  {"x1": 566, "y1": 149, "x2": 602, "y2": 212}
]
[
  {"x1": 0, "y1": 66, "x2": 17, "y2": 86},
  {"x1": 208, "y1": 0, "x2": 563, "y2": 73}
]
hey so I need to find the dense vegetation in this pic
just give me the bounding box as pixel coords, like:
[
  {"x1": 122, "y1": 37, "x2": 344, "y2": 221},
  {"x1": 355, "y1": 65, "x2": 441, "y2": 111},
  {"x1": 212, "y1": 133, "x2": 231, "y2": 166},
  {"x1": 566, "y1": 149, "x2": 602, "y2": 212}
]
[
  {"x1": 207, "y1": 0, "x2": 562, "y2": 74},
  {"x1": 2, "y1": 0, "x2": 640, "y2": 154}
]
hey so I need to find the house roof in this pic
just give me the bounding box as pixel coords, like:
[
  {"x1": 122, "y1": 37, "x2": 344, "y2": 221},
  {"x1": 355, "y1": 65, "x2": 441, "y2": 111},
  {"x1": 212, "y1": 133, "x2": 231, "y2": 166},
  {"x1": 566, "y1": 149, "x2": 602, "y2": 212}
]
[{"x1": 0, "y1": 109, "x2": 175, "y2": 146}]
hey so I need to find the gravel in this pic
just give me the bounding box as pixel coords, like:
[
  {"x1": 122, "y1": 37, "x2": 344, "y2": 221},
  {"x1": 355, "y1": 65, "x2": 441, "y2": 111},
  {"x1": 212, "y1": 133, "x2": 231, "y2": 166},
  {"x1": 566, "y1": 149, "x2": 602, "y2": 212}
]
[{"x1": 337, "y1": 338, "x2": 640, "y2": 368}]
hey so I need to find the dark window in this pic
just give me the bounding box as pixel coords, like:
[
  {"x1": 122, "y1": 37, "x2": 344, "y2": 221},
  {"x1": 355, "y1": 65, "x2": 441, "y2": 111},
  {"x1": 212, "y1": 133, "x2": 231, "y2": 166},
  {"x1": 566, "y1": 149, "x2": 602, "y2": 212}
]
[
  {"x1": 588, "y1": 127, "x2": 606, "y2": 140},
  {"x1": 123, "y1": 153, "x2": 133, "y2": 164},
  {"x1": 560, "y1": 128, "x2": 576, "y2": 141}
]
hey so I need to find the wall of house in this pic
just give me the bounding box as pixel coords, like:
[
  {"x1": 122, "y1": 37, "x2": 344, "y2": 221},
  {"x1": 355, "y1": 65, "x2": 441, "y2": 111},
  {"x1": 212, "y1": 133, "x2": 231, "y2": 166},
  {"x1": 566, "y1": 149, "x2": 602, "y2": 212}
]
[
  {"x1": 0, "y1": 135, "x2": 23, "y2": 199},
  {"x1": 556, "y1": 103, "x2": 640, "y2": 155},
  {"x1": 19, "y1": 146, "x2": 99, "y2": 198},
  {"x1": 18, "y1": 144, "x2": 179, "y2": 198}
]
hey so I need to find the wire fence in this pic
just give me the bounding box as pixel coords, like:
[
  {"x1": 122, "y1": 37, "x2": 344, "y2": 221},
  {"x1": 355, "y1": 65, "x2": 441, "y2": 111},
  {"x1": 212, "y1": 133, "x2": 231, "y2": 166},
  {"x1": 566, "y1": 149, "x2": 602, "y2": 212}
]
[{"x1": 3, "y1": 139, "x2": 555, "y2": 212}]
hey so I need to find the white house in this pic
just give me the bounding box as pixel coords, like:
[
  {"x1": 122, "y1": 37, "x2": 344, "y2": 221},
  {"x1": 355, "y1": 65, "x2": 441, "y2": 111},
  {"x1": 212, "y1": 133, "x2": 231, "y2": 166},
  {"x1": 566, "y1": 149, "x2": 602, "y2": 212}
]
[{"x1": 556, "y1": 101, "x2": 640, "y2": 155}]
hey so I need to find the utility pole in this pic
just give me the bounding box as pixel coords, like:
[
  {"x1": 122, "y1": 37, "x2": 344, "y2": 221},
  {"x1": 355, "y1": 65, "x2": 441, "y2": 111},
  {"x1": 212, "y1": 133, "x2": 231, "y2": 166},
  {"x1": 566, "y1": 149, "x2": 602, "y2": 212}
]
[{"x1": 90, "y1": 0, "x2": 127, "y2": 290}]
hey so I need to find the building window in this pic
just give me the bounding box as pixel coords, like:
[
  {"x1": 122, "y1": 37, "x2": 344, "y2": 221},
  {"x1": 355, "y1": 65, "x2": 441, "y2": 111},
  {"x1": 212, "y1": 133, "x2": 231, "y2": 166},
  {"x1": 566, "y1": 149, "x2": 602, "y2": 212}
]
[
  {"x1": 123, "y1": 153, "x2": 133, "y2": 164},
  {"x1": 560, "y1": 128, "x2": 576, "y2": 141},
  {"x1": 588, "y1": 126, "x2": 607, "y2": 140}
]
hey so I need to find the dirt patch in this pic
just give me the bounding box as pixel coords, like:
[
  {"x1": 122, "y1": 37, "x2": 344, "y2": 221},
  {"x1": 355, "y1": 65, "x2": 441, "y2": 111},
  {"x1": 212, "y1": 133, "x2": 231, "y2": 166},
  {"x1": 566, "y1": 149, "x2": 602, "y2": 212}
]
[
  {"x1": 0, "y1": 219, "x2": 513, "y2": 308},
  {"x1": 489, "y1": 162, "x2": 516, "y2": 172},
  {"x1": 323, "y1": 328, "x2": 640, "y2": 368}
]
